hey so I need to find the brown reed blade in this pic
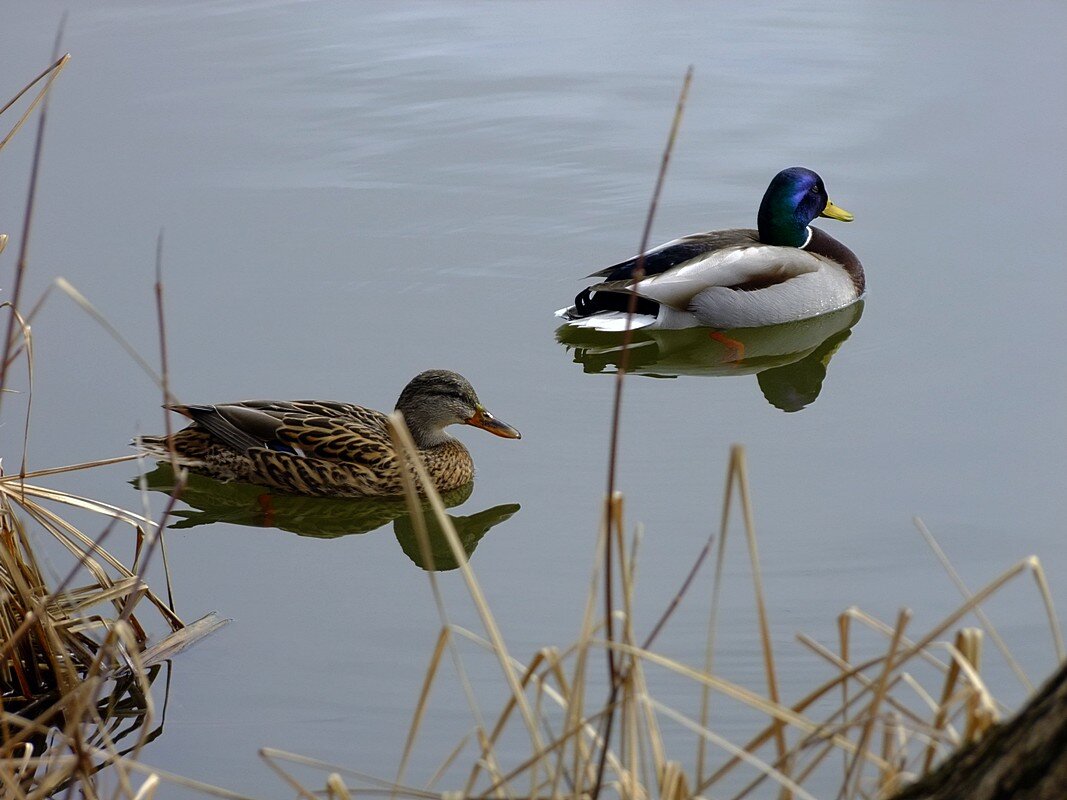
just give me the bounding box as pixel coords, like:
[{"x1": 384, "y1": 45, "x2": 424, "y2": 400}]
[
  {"x1": 0, "y1": 53, "x2": 70, "y2": 149},
  {"x1": 913, "y1": 517, "x2": 1033, "y2": 691},
  {"x1": 841, "y1": 607, "x2": 910, "y2": 800},
  {"x1": 0, "y1": 41, "x2": 70, "y2": 405},
  {"x1": 387, "y1": 413, "x2": 545, "y2": 761},
  {"x1": 592, "y1": 69, "x2": 696, "y2": 800}
]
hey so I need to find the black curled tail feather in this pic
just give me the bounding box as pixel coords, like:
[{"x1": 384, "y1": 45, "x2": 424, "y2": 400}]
[
  {"x1": 571, "y1": 288, "x2": 660, "y2": 318},
  {"x1": 573, "y1": 288, "x2": 597, "y2": 315}
]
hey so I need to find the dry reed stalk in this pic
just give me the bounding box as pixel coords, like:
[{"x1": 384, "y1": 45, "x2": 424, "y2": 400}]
[
  {"x1": 240, "y1": 368, "x2": 1060, "y2": 800},
  {"x1": 248, "y1": 437, "x2": 1062, "y2": 800},
  {"x1": 795, "y1": 637, "x2": 938, "y2": 734},
  {"x1": 388, "y1": 413, "x2": 544, "y2": 745},
  {"x1": 730, "y1": 447, "x2": 789, "y2": 792},
  {"x1": 1, "y1": 51, "x2": 225, "y2": 797},
  {"x1": 913, "y1": 518, "x2": 1033, "y2": 691},
  {"x1": 840, "y1": 609, "x2": 911, "y2": 799},
  {"x1": 261, "y1": 748, "x2": 438, "y2": 800},
  {"x1": 0, "y1": 37, "x2": 68, "y2": 405},
  {"x1": 0, "y1": 54, "x2": 69, "y2": 153},
  {"x1": 596, "y1": 67, "x2": 693, "y2": 800},
  {"x1": 393, "y1": 626, "x2": 451, "y2": 794},
  {"x1": 0, "y1": 460, "x2": 229, "y2": 797}
]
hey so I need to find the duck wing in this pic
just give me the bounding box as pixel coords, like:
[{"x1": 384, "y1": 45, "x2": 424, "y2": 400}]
[
  {"x1": 588, "y1": 230, "x2": 759, "y2": 281},
  {"x1": 592, "y1": 230, "x2": 822, "y2": 311},
  {"x1": 171, "y1": 401, "x2": 394, "y2": 466}
]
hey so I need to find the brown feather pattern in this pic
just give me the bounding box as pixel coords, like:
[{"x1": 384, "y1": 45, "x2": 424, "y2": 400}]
[{"x1": 136, "y1": 371, "x2": 515, "y2": 497}]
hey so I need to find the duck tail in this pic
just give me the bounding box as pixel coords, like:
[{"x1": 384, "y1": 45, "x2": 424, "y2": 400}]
[
  {"x1": 556, "y1": 288, "x2": 661, "y2": 321},
  {"x1": 131, "y1": 433, "x2": 203, "y2": 466}
]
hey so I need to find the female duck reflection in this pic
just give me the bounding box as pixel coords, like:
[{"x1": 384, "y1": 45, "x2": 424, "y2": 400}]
[
  {"x1": 138, "y1": 464, "x2": 520, "y2": 572},
  {"x1": 557, "y1": 302, "x2": 863, "y2": 412}
]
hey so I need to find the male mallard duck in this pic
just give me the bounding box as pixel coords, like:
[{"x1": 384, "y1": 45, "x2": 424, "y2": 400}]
[
  {"x1": 556, "y1": 167, "x2": 863, "y2": 330},
  {"x1": 136, "y1": 370, "x2": 520, "y2": 497}
]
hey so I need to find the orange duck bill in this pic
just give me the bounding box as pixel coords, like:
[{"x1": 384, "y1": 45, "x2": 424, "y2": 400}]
[{"x1": 466, "y1": 406, "x2": 521, "y2": 439}]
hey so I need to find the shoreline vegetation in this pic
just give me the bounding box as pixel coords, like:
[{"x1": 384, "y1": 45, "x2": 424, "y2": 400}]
[
  {"x1": 2, "y1": 52, "x2": 1064, "y2": 800},
  {"x1": 1, "y1": 51, "x2": 227, "y2": 798}
]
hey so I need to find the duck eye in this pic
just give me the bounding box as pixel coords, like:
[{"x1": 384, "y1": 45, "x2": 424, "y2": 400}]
[{"x1": 810, "y1": 185, "x2": 821, "y2": 194}]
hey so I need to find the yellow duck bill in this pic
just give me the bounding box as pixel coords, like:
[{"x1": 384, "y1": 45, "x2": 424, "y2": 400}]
[{"x1": 820, "y1": 199, "x2": 854, "y2": 222}]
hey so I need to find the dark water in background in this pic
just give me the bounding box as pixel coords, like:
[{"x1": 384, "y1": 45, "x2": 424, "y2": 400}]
[{"x1": 3, "y1": 2, "x2": 1066, "y2": 796}]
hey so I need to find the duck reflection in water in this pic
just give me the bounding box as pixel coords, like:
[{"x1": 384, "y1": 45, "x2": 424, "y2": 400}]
[
  {"x1": 556, "y1": 301, "x2": 863, "y2": 412},
  {"x1": 136, "y1": 464, "x2": 519, "y2": 571}
]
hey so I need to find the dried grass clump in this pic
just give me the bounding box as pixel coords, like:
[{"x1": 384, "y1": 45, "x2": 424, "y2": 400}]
[
  {"x1": 1, "y1": 51, "x2": 226, "y2": 799},
  {"x1": 0, "y1": 464, "x2": 227, "y2": 799},
  {"x1": 257, "y1": 429, "x2": 1063, "y2": 800}
]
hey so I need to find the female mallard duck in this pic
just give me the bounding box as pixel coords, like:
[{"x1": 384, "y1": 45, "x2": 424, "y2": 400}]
[
  {"x1": 136, "y1": 370, "x2": 520, "y2": 497},
  {"x1": 556, "y1": 167, "x2": 864, "y2": 330}
]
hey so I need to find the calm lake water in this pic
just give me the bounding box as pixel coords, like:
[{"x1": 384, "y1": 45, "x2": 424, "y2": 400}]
[{"x1": 3, "y1": 2, "x2": 1066, "y2": 797}]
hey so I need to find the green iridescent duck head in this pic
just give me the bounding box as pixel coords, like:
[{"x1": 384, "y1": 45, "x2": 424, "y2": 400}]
[{"x1": 756, "y1": 167, "x2": 854, "y2": 247}]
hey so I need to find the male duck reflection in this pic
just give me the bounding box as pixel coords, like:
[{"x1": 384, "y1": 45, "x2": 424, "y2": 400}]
[
  {"x1": 136, "y1": 370, "x2": 520, "y2": 496},
  {"x1": 558, "y1": 302, "x2": 863, "y2": 412},
  {"x1": 557, "y1": 167, "x2": 863, "y2": 331}
]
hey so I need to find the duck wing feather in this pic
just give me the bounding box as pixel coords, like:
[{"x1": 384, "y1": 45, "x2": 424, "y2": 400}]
[
  {"x1": 588, "y1": 230, "x2": 760, "y2": 281},
  {"x1": 592, "y1": 230, "x2": 823, "y2": 311},
  {"x1": 171, "y1": 401, "x2": 394, "y2": 467}
]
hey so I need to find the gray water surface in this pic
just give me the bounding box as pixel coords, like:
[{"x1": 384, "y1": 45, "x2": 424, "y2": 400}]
[{"x1": 3, "y1": 3, "x2": 1066, "y2": 797}]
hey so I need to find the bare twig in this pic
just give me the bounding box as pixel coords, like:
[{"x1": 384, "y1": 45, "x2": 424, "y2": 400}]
[
  {"x1": 0, "y1": 52, "x2": 69, "y2": 151},
  {"x1": 0, "y1": 24, "x2": 69, "y2": 404},
  {"x1": 594, "y1": 65, "x2": 693, "y2": 800},
  {"x1": 152, "y1": 230, "x2": 179, "y2": 612}
]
